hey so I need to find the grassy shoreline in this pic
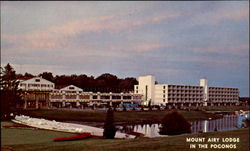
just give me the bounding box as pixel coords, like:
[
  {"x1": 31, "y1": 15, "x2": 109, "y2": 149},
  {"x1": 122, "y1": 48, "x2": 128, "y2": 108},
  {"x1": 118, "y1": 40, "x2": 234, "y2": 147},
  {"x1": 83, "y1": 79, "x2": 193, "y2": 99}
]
[
  {"x1": 1, "y1": 121, "x2": 249, "y2": 151},
  {"x1": 17, "y1": 109, "x2": 223, "y2": 125},
  {"x1": 188, "y1": 105, "x2": 249, "y2": 112}
]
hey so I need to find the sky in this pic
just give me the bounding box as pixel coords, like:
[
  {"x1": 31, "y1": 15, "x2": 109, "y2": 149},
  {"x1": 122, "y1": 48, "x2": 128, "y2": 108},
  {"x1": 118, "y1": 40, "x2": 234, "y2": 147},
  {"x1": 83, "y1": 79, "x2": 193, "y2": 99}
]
[{"x1": 1, "y1": 1, "x2": 249, "y2": 96}]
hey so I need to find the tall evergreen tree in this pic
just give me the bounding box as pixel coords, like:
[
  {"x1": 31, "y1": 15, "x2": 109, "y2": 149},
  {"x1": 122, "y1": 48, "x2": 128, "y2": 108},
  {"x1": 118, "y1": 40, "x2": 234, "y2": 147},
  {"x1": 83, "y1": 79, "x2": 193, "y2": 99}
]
[
  {"x1": 0, "y1": 64, "x2": 21, "y2": 120},
  {"x1": 103, "y1": 108, "x2": 116, "y2": 139}
]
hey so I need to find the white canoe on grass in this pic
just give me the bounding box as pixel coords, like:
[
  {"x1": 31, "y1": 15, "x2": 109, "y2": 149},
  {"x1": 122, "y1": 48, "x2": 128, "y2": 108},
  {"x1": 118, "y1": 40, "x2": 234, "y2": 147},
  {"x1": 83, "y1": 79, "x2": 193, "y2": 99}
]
[{"x1": 12, "y1": 115, "x2": 135, "y2": 139}]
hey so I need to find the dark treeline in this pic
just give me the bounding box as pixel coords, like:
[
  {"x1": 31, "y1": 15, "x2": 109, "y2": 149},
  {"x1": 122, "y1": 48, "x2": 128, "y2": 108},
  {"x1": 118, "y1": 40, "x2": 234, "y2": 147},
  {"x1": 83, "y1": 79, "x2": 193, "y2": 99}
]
[{"x1": 16, "y1": 71, "x2": 138, "y2": 93}]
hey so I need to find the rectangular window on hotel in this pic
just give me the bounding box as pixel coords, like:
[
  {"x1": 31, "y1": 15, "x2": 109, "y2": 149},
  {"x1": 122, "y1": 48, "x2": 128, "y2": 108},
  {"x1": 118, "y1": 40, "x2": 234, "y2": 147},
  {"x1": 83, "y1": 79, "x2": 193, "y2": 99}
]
[
  {"x1": 79, "y1": 95, "x2": 90, "y2": 99},
  {"x1": 100, "y1": 96, "x2": 110, "y2": 99},
  {"x1": 123, "y1": 96, "x2": 132, "y2": 99},
  {"x1": 112, "y1": 96, "x2": 121, "y2": 99}
]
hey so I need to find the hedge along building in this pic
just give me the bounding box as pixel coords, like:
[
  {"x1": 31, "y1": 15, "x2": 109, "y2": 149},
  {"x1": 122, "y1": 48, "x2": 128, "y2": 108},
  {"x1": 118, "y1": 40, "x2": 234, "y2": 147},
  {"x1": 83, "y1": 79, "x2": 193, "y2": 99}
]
[
  {"x1": 134, "y1": 75, "x2": 239, "y2": 107},
  {"x1": 18, "y1": 77, "x2": 143, "y2": 109}
]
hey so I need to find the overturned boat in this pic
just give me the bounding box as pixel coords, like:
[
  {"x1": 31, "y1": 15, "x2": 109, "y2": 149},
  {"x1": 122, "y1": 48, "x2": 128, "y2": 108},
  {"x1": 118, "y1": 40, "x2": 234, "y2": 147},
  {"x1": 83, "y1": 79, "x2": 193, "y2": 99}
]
[{"x1": 12, "y1": 115, "x2": 135, "y2": 139}]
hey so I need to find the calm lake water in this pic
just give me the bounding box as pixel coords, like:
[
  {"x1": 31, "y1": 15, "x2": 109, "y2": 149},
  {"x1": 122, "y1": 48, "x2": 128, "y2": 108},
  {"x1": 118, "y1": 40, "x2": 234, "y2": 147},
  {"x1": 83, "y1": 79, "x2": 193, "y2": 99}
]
[
  {"x1": 115, "y1": 113, "x2": 249, "y2": 138},
  {"x1": 67, "y1": 112, "x2": 249, "y2": 138}
]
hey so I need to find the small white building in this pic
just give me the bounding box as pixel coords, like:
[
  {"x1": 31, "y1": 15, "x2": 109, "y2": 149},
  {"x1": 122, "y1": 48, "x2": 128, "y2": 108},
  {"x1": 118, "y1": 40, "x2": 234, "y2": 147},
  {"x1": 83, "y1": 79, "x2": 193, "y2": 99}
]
[
  {"x1": 18, "y1": 77, "x2": 55, "y2": 91},
  {"x1": 55, "y1": 85, "x2": 83, "y2": 93}
]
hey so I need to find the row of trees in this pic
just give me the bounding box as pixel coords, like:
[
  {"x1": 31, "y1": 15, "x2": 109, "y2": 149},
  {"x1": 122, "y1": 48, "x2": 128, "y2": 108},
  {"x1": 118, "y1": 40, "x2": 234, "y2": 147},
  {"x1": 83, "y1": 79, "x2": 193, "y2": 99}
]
[{"x1": 16, "y1": 71, "x2": 138, "y2": 93}]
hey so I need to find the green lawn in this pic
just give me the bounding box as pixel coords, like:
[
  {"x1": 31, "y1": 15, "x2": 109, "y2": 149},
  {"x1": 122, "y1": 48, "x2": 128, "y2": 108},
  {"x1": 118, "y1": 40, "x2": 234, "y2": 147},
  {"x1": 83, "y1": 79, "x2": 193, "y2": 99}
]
[
  {"x1": 18, "y1": 109, "x2": 222, "y2": 124},
  {"x1": 1, "y1": 122, "x2": 77, "y2": 145},
  {"x1": 1, "y1": 122, "x2": 249, "y2": 151}
]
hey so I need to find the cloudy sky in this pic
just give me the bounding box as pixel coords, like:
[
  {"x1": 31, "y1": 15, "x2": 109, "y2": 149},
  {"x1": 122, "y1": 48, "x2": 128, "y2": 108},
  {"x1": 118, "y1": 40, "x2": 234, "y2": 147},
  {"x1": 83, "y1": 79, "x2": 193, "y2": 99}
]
[{"x1": 1, "y1": 1, "x2": 249, "y2": 96}]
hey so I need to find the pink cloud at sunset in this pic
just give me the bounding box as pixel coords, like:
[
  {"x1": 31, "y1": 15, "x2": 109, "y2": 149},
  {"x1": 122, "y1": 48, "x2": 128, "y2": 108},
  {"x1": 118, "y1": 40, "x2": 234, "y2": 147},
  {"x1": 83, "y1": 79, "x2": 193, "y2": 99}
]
[
  {"x1": 2, "y1": 11, "x2": 181, "y2": 52},
  {"x1": 190, "y1": 44, "x2": 249, "y2": 57},
  {"x1": 207, "y1": 5, "x2": 249, "y2": 24}
]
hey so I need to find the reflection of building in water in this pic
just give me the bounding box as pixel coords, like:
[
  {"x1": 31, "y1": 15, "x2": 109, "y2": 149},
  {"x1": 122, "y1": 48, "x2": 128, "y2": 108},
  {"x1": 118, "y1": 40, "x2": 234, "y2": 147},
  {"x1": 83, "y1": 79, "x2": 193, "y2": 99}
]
[
  {"x1": 191, "y1": 114, "x2": 238, "y2": 133},
  {"x1": 204, "y1": 120, "x2": 208, "y2": 132},
  {"x1": 117, "y1": 114, "x2": 248, "y2": 138},
  {"x1": 133, "y1": 124, "x2": 161, "y2": 137},
  {"x1": 116, "y1": 124, "x2": 161, "y2": 138},
  {"x1": 237, "y1": 113, "x2": 249, "y2": 128}
]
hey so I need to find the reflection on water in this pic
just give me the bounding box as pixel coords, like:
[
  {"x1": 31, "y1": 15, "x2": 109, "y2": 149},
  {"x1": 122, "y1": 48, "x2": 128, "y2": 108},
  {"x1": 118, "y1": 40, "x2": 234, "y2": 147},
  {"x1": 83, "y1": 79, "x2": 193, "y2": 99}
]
[
  {"x1": 116, "y1": 123, "x2": 161, "y2": 138},
  {"x1": 116, "y1": 113, "x2": 249, "y2": 138}
]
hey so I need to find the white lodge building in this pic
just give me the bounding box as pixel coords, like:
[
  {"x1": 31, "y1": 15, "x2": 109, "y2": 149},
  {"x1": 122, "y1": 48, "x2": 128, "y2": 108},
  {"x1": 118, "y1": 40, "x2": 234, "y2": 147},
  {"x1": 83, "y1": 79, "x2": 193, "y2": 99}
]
[
  {"x1": 17, "y1": 77, "x2": 143, "y2": 109},
  {"x1": 134, "y1": 75, "x2": 239, "y2": 107},
  {"x1": 18, "y1": 77, "x2": 55, "y2": 91},
  {"x1": 17, "y1": 77, "x2": 54, "y2": 109}
]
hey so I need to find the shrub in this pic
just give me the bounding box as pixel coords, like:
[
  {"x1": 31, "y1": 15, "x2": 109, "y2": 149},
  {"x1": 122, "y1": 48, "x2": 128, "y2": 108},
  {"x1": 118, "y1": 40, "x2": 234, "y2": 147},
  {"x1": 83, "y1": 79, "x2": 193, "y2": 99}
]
[
  {"x1": 103, "y1": 108, "x2": 116, "y2": 139},
  {"x1": 159, "y1": 111, "x2": 191, "y2": 135},
  {"x1": 243, "y1": 118, "x2": 250, "y2": 127}
]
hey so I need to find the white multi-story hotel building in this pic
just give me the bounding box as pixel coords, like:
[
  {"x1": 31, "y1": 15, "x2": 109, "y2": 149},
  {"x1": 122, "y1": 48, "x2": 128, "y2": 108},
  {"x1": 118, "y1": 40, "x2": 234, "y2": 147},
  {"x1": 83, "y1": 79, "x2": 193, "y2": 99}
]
[{"x1": 134, "y1": 75, "x2": 239, "y2": 107}]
